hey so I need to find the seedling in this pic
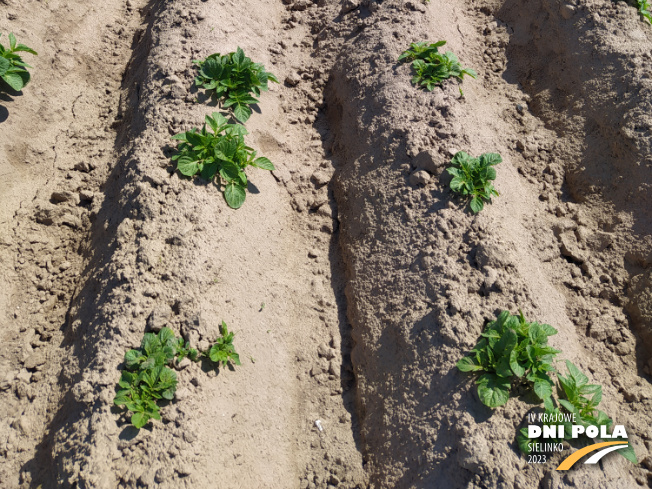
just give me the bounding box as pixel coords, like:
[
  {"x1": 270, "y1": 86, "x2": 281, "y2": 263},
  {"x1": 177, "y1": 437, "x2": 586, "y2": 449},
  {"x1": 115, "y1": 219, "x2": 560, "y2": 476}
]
[
  {"x1": 446, "y1": 151, "x2": 501, "y2": 213},
  {"x1": 193, "y1": 47, "x2": 279, "y2": 122},
  {"x1": 205, "y1": 321, "x2": 241, "y2": 368},
  {"x1": 171, "y1": 112, "x2": 275, "y2": 209},
  {"x1": 398, "y1": 41, "x2": 476, "y2": 91},
  {"x1": 517, "y1": 361, "x2": 637, "y2": 464},
  {"x1": 0, "y1": 33, "x2": 37, "y2": 92},
  {"x1": 457, "y1": 310, "x2": 560, "y2": 408},
  {"x1": 634, "y1": 0, "x2": 652, "y2": 23}
]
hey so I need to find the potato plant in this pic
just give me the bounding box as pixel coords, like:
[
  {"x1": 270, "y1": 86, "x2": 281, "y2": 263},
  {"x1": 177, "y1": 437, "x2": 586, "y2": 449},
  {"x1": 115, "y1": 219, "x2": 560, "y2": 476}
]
[
  {"x1": 398, "y1": 41, "x2": 476, "y2": 91},
  {"x1": 0, "y1": 33, "x2": 37, "y2": 92},
  {"x1": 114, "y1": 324, "x2": 241, "y2": 429},
  {"x1": 171, "y1": 112, "x2": 275, "y2": 209},
  {"x1": 517, "y1": 361, "x2": 637, "y2": 463},
  {"x1": 446, "y1": 151, "x2": 501, "y2": 213},
  {"x1": 634, "y1": 0, "x2": 652, "y2": 23},
  {"x1": 193, "y1": 47, "x2": 278, "y2": 123},
  {"x1": 457, "y1": 310, "x2": 560, "y2": 408}
]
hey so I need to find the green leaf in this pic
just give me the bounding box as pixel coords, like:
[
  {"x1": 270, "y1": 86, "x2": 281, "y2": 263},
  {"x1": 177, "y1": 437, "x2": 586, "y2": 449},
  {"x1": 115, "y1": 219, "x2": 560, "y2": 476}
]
[
  {"x1": 252, "y1": 157, "x2": 274, "y2": 171},
  {"x1": 477, "y1": 374, "x2": 511, "y2": 408},
  {"x1": 2, "y1": 71, "x2": 29, "y2": 91},
  {"x1": 565, "y1": 360, "x2": 589, "y2": 387},
  {"x1": 13, "y1": 44, "x2": 37, "y2": 55},
  {"x1": 224, "y1": 183, "x2": 246, "y2": 209},
  {"x1": 177, "y1": 156, "x2": 200, "y2": 176},
  {"x1": 125, "y1": 350, "x2": 144, "y2": 369},
  {"x1": 233, "y1": 103, "x2": 251, "y2": 123},
  {"x1": 509, "y1": 349, "x2": 525, "y2": 377},
  {"x1": 533, "y1": 379, "x2": 553, "y2": 401},
  {"x1": 457, "y1": 356, "x2": 484, "y2": 372},
  {"x1": 617, "y1": 442, "x2": 638, "y2": 464},
  {"x1": 469, "y1": 196, "x2": 483, "y2": 213},
  {"x1": 131, "y1": 412, "x2": 149, "y2": 429},
  {"x1": 0, "y1": 57, "x2": 9, "y2": 76},
  {"x1": 9, "y1": 33, "x2": 16, "y2": 50}
]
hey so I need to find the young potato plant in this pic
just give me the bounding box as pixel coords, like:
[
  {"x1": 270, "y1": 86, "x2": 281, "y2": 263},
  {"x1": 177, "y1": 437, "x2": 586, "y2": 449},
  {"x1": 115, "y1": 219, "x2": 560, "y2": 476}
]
[
  {"x1": 446, "y1": 151, "x2": 501, "y2": 213},
  {"x1": 457, "y1": 310, "x2": 560, "y2": 408},
  {"x1": 114, "y1": 324, "x2": 241, "y2": 429},
  {"x1": 193, "y1": 47, "x2": 279, "y2": 123},
  {"x1": 517, "y1": 361, "x2": 637, "y2": 464},
  {"x1": 0, "y1": 33, "x2": 37, "y2": 92},
  {"x1": 114, "y1": 328, "x2": 183, "y2": 429},
  {"x1": 171, "y1": 112, "x2": 275, "y2": 209},
  {"x1": 398, "y1": 41, "x2": 476, "y2": 92},
  {"x1": 205, "y1": 321, "x2": 241, "y2": 368},
  {"x1": 635, "y1": 0, "x2": 652, "y2": 23}
]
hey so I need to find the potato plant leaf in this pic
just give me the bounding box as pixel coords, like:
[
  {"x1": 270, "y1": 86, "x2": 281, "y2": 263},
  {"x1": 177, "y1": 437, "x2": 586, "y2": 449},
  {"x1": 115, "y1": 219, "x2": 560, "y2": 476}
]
[{"x1": 0, "y1": 33, "x2": 36, "y2": 92}]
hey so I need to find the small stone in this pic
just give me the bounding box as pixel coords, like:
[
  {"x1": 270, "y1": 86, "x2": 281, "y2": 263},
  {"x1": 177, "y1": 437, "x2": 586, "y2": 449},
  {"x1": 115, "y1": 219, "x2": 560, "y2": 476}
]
[
  {"x1": 308, "y1": 249, "x2": 319, "y2": 258},
  {"x1": 409, "y1": 170, "x2": 431, "y2": 186},
  {"x1": 285, "y1": 72, "x2": 301, "y2": 86},
  {"x1": 23, "y1": 352, "x2": 47, "y2": 370},
  {"x1": 412, "y1": 149, "x2": 441, "y2": 174},
  {"x1": 341, "y1": 0, "x2": 359, "y2": 14},
  {"x1": 147, "y1": 307, "x2": 171, "y2": 332},
  {"x1": 446, "y1": 147, "x2": 459, "y2": 157},
  {"x1": 79, "y1": 190, "x2": 94, "y2": 201},
  {"x1": 51, "y1": 191, "x2": 80, "y2": 205},
  {"x1": 311, "y1": 171, "x2": 330, "y2": 187},
  {"x1": 74, "y1": 161, "x2": 91, "y2": 172},
  {"x1": 292, "y1": 0, "x2": 309, "y2": 11},
  {"x1": 16, "y1": 369, "x2": 32, "y2": 384},
  {"x1": 560, "y1": 4, "x2": 576, "y2": 19},
  {"x1": 175, "y1": 357, "x2": 191, "y2": 370},
  {"x1": 175, "y1": 387, "x2": 190, "y2": 401},
  {"x1": 59, "y1": 261, "x2": 72, "y2": 271},
  {"x1": 516, "y1": 139, "x2": 526, "y2": 150}
]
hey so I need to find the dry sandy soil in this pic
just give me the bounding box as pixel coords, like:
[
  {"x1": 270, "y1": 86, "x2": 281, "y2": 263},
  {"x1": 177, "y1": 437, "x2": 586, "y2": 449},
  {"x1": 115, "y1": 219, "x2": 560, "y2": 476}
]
[{"x1": 1, "y1": 0, "x2": 651, "y2": 488}]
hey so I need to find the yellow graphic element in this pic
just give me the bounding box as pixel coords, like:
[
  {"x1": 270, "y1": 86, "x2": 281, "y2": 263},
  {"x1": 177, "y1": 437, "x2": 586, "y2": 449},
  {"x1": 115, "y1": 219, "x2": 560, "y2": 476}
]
[{"x1": 556, "y1": 441, "x2": 628, "y2": 471}]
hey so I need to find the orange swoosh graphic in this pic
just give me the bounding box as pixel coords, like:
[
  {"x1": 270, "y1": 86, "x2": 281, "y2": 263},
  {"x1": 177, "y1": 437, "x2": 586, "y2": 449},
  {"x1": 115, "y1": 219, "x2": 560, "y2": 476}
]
[{"x1": 556, "y1": 441, "x2": 628, "y2": 470}]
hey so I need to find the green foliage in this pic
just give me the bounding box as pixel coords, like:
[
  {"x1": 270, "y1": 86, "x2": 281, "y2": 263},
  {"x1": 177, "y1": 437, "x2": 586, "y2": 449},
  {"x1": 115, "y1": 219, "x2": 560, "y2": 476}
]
[
  {"x1": 456, "y1": 310, "x2": 560, "y2": 408},
  {"x1": 398, "y1": 41, "x2": 476, "y2": 91},
  {"x1": 114, "y1": 328, "x2": 181, "y2": 429},
  {"x1": 516, "y1": 361, "x2": 637, "y2": 464},
  {"x1": 446, "y1": 151, "x2": 502, "y2": 213},
  {"x1": 0, "y1": 33, "x2": 37, "y2": 92},
  {"x1": 635, "y1": 0, "x2": 652, "y2": 23},
  {"x1": 206, "y1": 321, "x2": 241, "y2": 368},
  {"x1": 171, "y1": 112, "x2": 275, "y2": 209},
  {"x1": 193, "y1": 47, "x2": 279, "y2": 123},
  {"x1": 115, "y1": 324, "x2": 241, "y2": 429}
]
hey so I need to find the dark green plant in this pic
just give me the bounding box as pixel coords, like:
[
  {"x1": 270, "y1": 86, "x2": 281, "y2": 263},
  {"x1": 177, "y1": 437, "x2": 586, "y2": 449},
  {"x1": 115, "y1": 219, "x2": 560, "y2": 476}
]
[
  {"x1": 193, "y1": 47, "x2": 279, "y2": 123},
  {"x1": 446, "y1": 151, "x2": 501, "y2": 213},
  {"x1": 114, "y1": 328, "x2": 181, "y2": 429},
  {"x1": 517, "y1": 361, "x2": 637, "y2": 464},
  {"x1": 634, "y1": 0, "x2": 652, "y2": 23},
  {"x1": 0, "y1": 33, "x2": 37, "y2": 92},
  {"x1": 114, "y1": 324, "x2": 241, "y2": 429},
  {"x1": 205, "y1": 321, "x2": 241, "y2": 368},
  {"x1": 457, "y1": 310, "x2": 560, "y2": 408},
  {"x1": 398, "y1": 41, "x2": 476, "y2": 91},
  {"x1": 171, "y1": 112, "x2": 275, "y2": 209}
]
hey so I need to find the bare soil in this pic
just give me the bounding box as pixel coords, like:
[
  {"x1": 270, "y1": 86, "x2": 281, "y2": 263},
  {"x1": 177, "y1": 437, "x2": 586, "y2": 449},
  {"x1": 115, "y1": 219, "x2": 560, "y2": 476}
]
[{"x1": 1, "y1": 0, "x2": 651, "y2": 488}]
